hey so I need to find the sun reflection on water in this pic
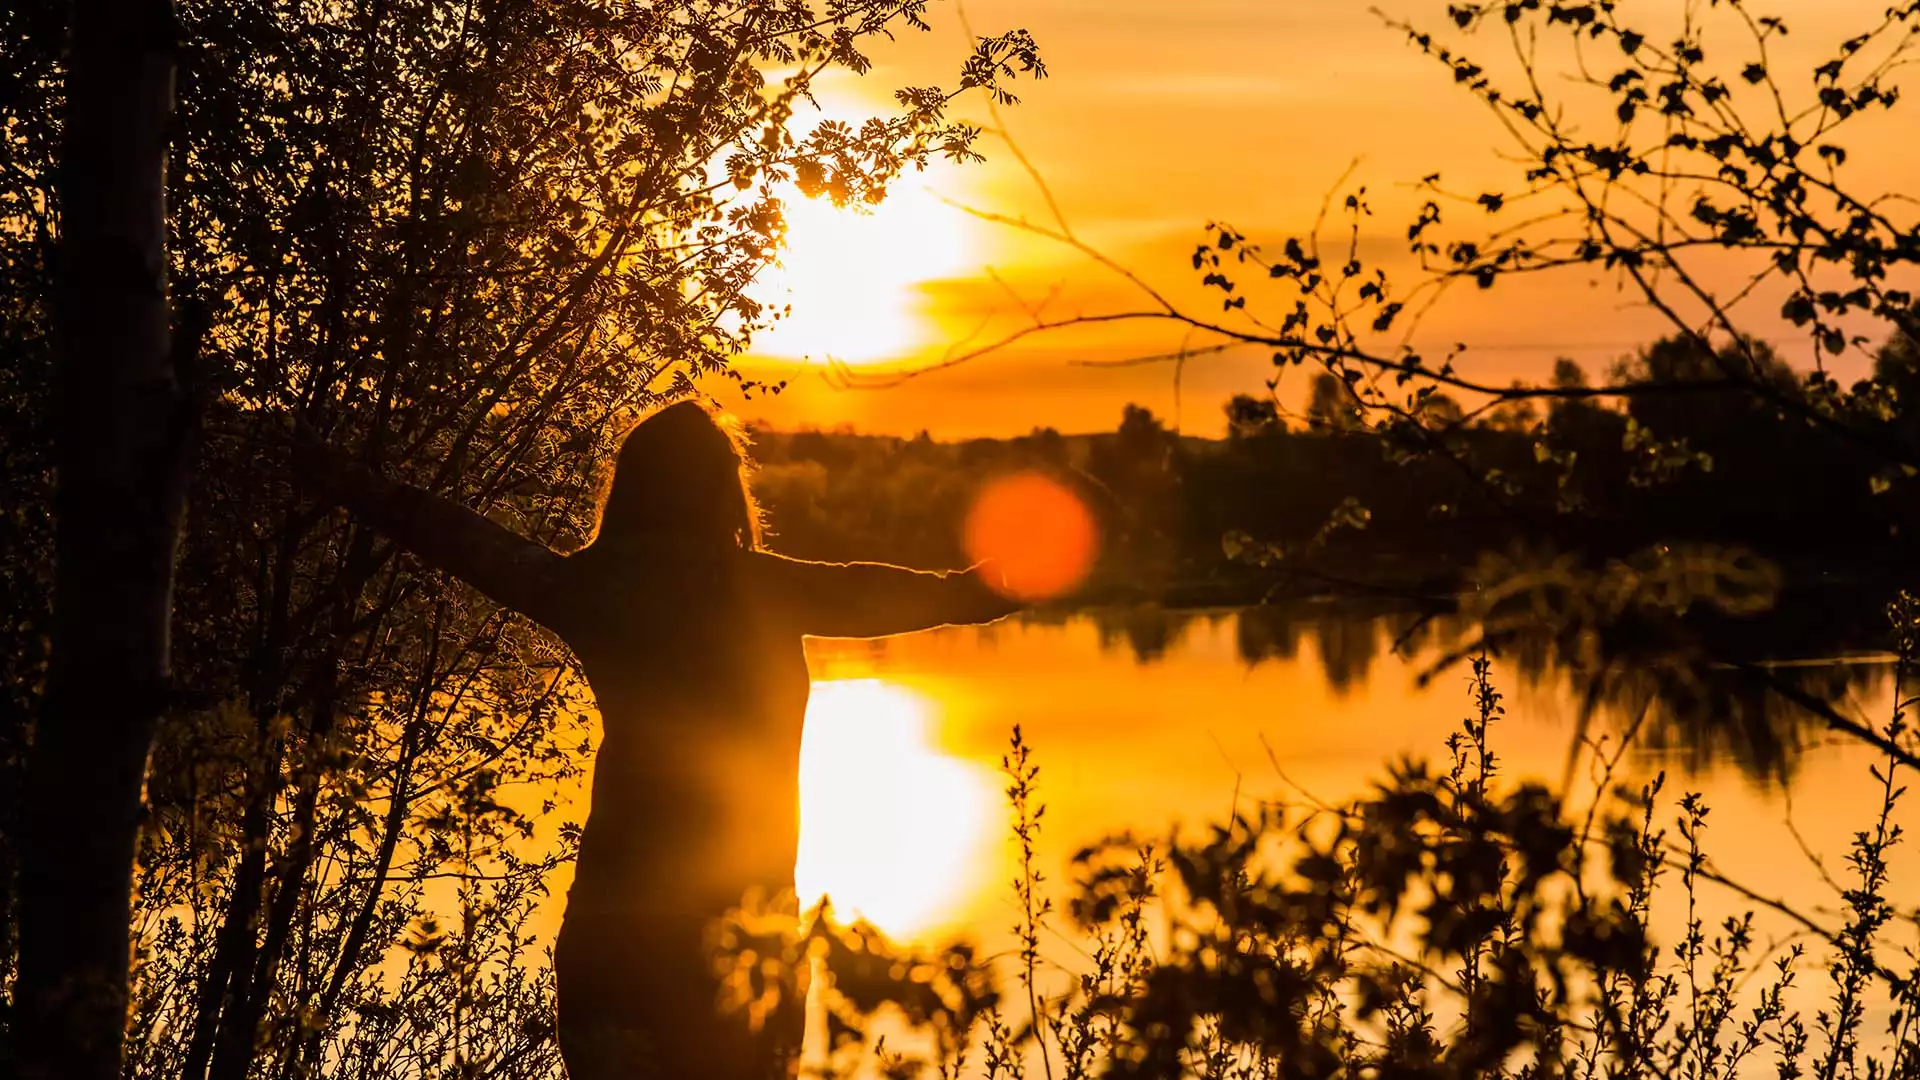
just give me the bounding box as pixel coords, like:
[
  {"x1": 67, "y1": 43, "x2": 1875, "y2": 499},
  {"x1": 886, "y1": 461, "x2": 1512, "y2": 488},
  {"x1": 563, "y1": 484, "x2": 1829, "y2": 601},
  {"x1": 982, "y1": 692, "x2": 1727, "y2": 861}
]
[{"x1": 795, "y1": 679, "x2": 992, "y2": 940}]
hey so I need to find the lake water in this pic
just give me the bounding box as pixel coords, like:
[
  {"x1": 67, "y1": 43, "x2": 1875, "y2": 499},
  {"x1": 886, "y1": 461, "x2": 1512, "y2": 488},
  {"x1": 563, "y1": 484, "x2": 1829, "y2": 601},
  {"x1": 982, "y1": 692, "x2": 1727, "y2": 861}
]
[
  {"x1": 792, "y1": 606, "x2": 1911, "y2": 948},
  {"x1": 535, "y1": 603, "x2": 1918, "y2": 1063}
]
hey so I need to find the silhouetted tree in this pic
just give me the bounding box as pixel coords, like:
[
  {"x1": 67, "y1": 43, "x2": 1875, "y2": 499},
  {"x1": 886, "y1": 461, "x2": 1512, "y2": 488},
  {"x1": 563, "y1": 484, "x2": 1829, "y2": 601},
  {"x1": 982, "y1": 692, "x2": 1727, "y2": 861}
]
[
  {"x1": 1018, "y1": 425, "x2": 1071, "y2": 464},
  {"x1": 912, "y1": 3, "x2": 1920, "y2": 548},
  {"x1": 11, "y1": 6, "x2": 191, "y2": 1080},
  {"x1": 1225, "y1": 393, "x2": 1281, "y2": 439},
  {"x1": 1087, "y1": 406, "x2": 1182, "y2": 583},
  {"x1": 0, "y1": 2, "x2": 1041, "y2": 1077},
  {"x1": 1306, "y1": 373, "x2": 1362, "y2": 432},
  {"x1": 1414, "y1": 391, "x2": 1465, "y2": 427},
  {"x1": 910, "y1": 0, "x2": 1920, "y2": 767}
]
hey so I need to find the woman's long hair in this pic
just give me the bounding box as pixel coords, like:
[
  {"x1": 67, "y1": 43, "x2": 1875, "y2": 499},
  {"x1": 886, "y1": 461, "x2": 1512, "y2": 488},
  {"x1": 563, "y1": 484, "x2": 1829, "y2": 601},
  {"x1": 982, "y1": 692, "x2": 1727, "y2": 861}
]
[{"x1": 590, "y1": 400, "x2": 762, "y2": 551}]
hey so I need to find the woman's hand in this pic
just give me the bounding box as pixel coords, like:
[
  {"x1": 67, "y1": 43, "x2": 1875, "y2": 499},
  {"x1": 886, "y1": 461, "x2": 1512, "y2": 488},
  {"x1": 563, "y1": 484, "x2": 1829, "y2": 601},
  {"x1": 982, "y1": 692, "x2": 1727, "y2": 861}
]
[{"x1": 968, "y1": 558, "x2": 1016, "y2": 601}]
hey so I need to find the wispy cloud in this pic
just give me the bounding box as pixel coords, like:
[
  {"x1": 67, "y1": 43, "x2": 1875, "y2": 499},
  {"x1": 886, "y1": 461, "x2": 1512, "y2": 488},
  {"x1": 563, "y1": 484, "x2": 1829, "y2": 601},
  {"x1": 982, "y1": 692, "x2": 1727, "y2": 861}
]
[{"x1": 1084, "y1": 72, "x2": 1302, "y2": 100}]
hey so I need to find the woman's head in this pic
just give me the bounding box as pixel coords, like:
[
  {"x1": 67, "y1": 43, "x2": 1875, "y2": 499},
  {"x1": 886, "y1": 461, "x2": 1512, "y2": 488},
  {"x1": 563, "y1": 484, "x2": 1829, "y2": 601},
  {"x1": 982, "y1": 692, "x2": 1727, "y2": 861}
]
[{"x1": 593, "y1": 400, "x2": 761, "y2": 550}]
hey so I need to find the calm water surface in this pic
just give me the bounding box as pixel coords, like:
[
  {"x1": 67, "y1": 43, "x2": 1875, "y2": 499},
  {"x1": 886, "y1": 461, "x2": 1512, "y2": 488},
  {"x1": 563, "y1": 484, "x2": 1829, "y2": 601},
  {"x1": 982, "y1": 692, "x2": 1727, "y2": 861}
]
[
  {"x1": 525, "y1": 604, "x2": 1914, "y2": 1061},
  {"x1": 791, "y1": 606, "x2": 1911, "y2": 954}
]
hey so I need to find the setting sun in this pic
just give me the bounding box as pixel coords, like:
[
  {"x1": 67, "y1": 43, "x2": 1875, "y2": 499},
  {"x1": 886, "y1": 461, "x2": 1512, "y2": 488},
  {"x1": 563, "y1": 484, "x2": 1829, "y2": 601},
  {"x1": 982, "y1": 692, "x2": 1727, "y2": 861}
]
[
  {"x1": 750, "y1": 174, "x2": 973, "y2": 367},
  {"x1": 794, "y1": 679, "x2": 993, "y2": 940}
]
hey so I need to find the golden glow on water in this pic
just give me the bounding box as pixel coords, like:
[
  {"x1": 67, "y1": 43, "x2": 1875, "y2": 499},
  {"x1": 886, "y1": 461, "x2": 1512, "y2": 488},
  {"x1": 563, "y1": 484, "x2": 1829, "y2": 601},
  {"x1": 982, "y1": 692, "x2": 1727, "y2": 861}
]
[
  {"x1": 795, "y1": 679, "x2": 994, "y2": 939},
  {"x1": 750, "y1": 176, "x2": 972, "y2": 367}
]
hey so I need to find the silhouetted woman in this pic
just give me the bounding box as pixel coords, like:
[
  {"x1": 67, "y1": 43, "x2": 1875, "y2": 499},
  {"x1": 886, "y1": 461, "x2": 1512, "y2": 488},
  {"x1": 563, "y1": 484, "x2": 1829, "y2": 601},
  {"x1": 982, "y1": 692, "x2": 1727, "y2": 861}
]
[{"x1": 298, "y1": 402, "x2": 1018, "y2": 1080}]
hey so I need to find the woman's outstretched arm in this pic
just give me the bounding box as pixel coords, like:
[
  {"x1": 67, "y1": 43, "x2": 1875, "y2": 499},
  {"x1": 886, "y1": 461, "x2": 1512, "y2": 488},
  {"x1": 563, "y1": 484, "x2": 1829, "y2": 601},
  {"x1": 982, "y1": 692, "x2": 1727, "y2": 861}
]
[
  {"x1": 747, "y1": 551, "x2": 1022, "y2": 640},
  {"x1": 295, "y1": 438, "x2": 565, "y2": 625}
]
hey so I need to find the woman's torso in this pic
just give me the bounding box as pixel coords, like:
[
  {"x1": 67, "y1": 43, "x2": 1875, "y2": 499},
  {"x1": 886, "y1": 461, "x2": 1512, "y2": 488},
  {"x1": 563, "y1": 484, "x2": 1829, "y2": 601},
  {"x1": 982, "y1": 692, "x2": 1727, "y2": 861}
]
[{"x1": 552, "y1": 545, "x2": 811, "y2": 923}]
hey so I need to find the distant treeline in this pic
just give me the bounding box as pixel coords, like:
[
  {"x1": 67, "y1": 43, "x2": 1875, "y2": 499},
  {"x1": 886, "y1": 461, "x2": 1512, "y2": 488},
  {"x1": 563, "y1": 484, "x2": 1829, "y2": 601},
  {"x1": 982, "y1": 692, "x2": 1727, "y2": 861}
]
[{"x1": 750, "y1": 332, "x2": 1920, "y2": 605}]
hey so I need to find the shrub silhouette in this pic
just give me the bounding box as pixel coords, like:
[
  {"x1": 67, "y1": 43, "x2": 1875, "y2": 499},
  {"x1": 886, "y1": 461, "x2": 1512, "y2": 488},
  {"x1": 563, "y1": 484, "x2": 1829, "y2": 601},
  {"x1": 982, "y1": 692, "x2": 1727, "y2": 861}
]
[{"x1": 763, "y1": 604, "x2": 1920, "y2": 1080}]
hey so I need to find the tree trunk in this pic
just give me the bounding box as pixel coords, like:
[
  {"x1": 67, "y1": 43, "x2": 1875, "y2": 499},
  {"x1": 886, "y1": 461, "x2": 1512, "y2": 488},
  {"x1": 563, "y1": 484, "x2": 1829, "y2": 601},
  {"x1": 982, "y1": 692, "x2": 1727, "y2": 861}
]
[{"x1": 13, "y1": 4, "x2": 187, "y2": 1080}]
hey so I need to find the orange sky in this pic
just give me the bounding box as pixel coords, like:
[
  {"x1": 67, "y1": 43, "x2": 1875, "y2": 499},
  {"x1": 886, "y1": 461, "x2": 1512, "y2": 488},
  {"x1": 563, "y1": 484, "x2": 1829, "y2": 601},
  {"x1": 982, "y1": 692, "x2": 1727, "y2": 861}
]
[{"x1": 709, "y1": 0, "x2": 1920, "y2": 438}]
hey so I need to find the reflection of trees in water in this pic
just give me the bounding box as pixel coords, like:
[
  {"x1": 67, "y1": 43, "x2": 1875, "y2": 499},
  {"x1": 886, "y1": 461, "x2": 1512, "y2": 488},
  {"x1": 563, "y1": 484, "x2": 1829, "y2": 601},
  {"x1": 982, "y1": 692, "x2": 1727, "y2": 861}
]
[
  {"x1": 1309, "y1": 608, "x2": 1383, "y2": 694},
  {"x1": 1087, "y1": 605, "x2": 1198, "y2": 666},
  {"x1": 1457, "y1": 609, "x2": 1885, "y2": 783},
  {"x1": 1590, "y1": 662, "x2": 1880, "y2": 780},
  {"x1": 1090, "y1": 602, "x2": 1391, "y2": 693},
  {"x1": 1437, "y1": 546, "x2": 1897, "y2": 782},
  {"x1": 1082, "y1": 565, "x2": 1897, "y2": 781},
  {"x1": 1234, "y1": 604, "x2": 1304, "y2": 667},
  {"x1": 1232, "y1": 602, "x2": 1388, "y2": 694}
]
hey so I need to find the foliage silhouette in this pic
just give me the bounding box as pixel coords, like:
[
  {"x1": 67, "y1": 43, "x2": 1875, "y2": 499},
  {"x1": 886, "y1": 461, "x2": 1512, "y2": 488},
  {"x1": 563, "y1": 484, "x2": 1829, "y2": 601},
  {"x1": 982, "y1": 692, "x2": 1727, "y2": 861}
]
[
  {"x1": 761, "y1": 603, "x2": 1920, "y2": 1080},
  {"x1": 812, "y1": 1, "x2": 1920, "y2": 782},
  {"x1": 0, "y1": 1, "x2": 1041, "y2": 1077}
]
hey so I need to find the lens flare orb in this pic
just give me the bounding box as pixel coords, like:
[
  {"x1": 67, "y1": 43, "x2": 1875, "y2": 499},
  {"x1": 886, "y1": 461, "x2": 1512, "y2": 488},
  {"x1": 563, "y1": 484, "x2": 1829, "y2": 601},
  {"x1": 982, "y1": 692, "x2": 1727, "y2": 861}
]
[{"x1": 963, "y1": 472, "x2": 1099, "y2": 602}]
